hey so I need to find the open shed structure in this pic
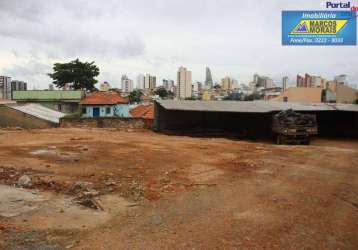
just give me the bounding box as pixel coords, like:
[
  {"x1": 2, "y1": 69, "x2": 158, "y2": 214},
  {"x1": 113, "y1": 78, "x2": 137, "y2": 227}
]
[
  {"x1": 154, "y1": 100, "x2": 358, "y2": 138},
  {"x1": 0, "y1": 103, "x2": 65, "y2": 128}
]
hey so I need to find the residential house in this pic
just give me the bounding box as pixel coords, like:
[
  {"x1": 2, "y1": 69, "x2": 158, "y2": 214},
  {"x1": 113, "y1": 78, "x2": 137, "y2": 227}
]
[{"x1": 80, "y1": 91, "x2": 129, "y2": 117}]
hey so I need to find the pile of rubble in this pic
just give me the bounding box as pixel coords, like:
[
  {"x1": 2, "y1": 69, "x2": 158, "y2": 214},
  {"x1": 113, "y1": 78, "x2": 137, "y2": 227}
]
[
  {"x1": 0, "y1": 166, "x2": 24, "y2": 186},
  {"x1": 67, "y1": 181, "x2": 103, "y2": 210},
  {"x1": 0, "y1": 165, "x2": 105, "y2": 210},
  {"x1": 275, "y1": 109, "x2": 316, "y2": 126}
]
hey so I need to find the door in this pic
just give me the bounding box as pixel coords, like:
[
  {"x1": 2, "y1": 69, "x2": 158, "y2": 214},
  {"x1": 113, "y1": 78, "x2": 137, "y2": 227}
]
[{"x1": 93, "y1": 107, "x2": 100, "y2": 117}]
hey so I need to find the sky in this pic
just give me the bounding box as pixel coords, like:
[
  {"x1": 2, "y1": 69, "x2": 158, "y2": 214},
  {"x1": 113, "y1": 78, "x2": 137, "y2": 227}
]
[{"x1": 0, "y1": 0, "x2": 357, "y2": 89}]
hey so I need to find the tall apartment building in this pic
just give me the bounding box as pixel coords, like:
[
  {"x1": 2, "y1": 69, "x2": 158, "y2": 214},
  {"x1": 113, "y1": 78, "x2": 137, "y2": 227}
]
[
  {"x1": 11, "y1": 80, "x2": 27, "y2": 91},
  {"x1": 221, "y1": 76, "x2": 234, "y2": 90},
  {"x1": 121, "y1": 75, "x2": 134, "y2": 93},
  {"x1": 144, "y1": 74, "x2": 156, "y2": 90},
  {"x1": 205, "y1": 67, "x2": 213, "y2": 88},
  {"x1": 137, "y1": 74, "x2": 145, "y2": 89},
  {"x1": 311, "y1": 76, "x2": 325, "y2": 88},
  {"x1": 297, "y1": 74, "x2": 325, "y2": 88},
  {"x1": 177, "y1": 66, "x2": 192, "y2": 99},
  {"x1": 232, "y1": 79, "x2": 239, "y2": 89},
  {"x1": 282, "y1": 76, "x2": 289, "y2": 91},
  {"x1": 297, "y1": 74, "x2": 305, "y2": 87},
  {"x1": 193, "y1": 82, "x2": 202, "y2": 93},
  {"x1": 252, "y1": 74, "x2": 274, "y2": 89},
  {"x1": 11, "y1": 80, "x2": 27, "y2": 99},
  {"x1": 334, "y1": 74, "x2": 348, "y2": 85},
  {"x1": 253, "y1": 74, "x2": 259, "y2": 84},
  {"x1": 0, "y1": 76, "x2": 12, "y2": 99}
]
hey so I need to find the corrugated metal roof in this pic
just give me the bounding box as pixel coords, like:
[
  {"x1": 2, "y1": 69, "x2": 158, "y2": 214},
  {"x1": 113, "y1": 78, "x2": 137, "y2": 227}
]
[
  {"x1": 334, "y1": 103, "x2": 358, "y2": 112},
  {"x1": 10, "y1": 104, "x2": 65, "y2": 123},
  {"x1": 13, "y1": 90, "x2": 83, "y2": 101},
  {"x1": 157, "y1": 100, "x2": 358, "y2": 113}
]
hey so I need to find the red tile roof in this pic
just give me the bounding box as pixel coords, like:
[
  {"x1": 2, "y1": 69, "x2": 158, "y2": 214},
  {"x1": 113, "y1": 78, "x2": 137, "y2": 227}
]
[
  {"x1": 80, "y1": 92, "x2": 128, "y2": 105},
  {"x1": 142, "y1": 105, "x2": 154, "y2": 119},
  {"x1": 130, "y1": 104, "x2": 154, "y2": 119}
]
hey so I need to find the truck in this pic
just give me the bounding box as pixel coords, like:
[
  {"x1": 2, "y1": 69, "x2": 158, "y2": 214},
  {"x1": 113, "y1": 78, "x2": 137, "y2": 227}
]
[{"x1": 272, "y1": 109, "x2": 317, "y2": 145}]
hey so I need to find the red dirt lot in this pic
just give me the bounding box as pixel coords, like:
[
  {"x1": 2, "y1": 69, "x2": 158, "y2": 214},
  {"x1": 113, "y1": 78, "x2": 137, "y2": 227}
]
[{"x1": 0, "y1": 128, "x2": 357, "y2": 249}]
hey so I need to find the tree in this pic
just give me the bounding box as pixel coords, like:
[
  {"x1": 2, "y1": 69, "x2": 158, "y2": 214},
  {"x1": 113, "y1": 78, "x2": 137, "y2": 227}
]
[
  {"x1": 48, "y1": 59, "x2": 99, "y2": 90},
  {"x1": 128, "y1": 89, "x2": 143, "y2": 104},
  {"x1": 154, "y1": 87, "x2": 170, "y2": 99}
]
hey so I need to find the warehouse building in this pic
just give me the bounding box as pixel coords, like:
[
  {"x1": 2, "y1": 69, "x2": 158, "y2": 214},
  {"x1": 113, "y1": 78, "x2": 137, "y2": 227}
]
[
  {"x1": 12, "y1": 90, "x2": 84, "y2": 113},
  {"x1": 154, "y1": 100, "x2": 358, "y2": 138}
]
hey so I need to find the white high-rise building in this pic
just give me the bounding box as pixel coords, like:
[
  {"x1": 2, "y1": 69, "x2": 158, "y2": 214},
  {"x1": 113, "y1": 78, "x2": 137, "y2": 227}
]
[
  {"x1": 311, "y1": 76, "x2": 324, "y2": 88},
  {"x1": 137, "y1": 74, "x2": 145, "y2": 89},
  {"x1": 123, "y1": 79, "x2": 134, "y2": 93},
  {"x1": 334, "y1": 74, "x2": 348, "y2": 85},
  {"x1": 121, "y1": 75, "x2": 134, "y2": 93},
  {"x1": 265, "y1": 78, "x2": 274, "y2": 88},
  {"x1": 232, "y1": 79, "x2": 239, "y2": 89},
  {"x1": 282, "y1": 76, "x2": 289, "y2": 91},
  {"x1": 193, "y1": 82, "x2": 202, "y2": 93},
  {"x1": 177, "y1": 66, "x2": 192, "y2": 99},
  {"x1": 0, "y1": 76, "x2": 12, "y2": 99}
]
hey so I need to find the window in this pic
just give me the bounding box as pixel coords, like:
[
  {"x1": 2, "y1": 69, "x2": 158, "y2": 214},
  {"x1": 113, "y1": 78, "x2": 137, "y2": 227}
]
[
  {"x1": 82, "y1": 107, "x2": 86, "y2": 114},
  {"x1": 106, "y1": 107, "x2": 111, "y2": 114}
]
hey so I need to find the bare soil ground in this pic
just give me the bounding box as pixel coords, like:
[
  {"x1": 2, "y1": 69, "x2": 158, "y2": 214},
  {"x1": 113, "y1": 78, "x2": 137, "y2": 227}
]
[{"x1": 0, "y1": 128, "x2": 357, "y2": 249}]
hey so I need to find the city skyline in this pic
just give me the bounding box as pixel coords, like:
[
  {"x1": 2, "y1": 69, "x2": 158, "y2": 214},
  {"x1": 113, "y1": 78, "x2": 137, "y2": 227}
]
[{"x1": 0, "y1": 0, "x2": 358, "y2": 89}]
